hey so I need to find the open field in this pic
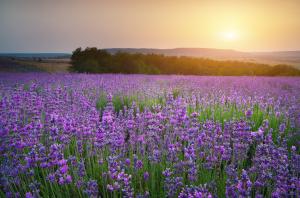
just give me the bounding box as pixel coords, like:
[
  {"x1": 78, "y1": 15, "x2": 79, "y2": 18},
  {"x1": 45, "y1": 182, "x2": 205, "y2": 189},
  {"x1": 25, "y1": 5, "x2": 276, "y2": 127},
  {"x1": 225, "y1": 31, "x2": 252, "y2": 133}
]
[
  {"x1": 0, "y1": 74, "x2": 299, "y2": 197},
  {"x1": 0, "y1": 58, "x2": 71, "y2": 73}
]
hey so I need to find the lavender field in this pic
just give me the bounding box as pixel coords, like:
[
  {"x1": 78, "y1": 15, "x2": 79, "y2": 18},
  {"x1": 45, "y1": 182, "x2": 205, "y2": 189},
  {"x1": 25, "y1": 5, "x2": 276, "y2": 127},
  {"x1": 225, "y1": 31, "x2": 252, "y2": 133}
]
[{"x1": 0, "y1": 73, "x2": 299, "y2": 198}]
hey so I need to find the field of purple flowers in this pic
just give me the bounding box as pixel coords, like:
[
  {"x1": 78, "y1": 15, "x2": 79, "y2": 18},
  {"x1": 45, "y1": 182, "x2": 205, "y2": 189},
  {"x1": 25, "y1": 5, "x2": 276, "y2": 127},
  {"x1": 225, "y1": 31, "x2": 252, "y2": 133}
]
[{"x1": 0, "y1": 73, "x2": 299, "y2": 198}]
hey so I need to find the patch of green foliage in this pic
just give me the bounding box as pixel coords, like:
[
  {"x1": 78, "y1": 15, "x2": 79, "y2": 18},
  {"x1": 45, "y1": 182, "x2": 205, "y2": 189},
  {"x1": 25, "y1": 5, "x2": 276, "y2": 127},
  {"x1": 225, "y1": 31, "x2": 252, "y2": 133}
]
[{"x1": 70, "y1": 47, "x2": 300, "y2": 76}]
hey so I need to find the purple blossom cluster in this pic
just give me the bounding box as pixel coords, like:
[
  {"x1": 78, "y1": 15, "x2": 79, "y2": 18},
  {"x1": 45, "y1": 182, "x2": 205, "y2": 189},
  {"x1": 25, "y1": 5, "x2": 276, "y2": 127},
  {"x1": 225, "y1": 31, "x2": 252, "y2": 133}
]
[{"x1": 0, "y1": 73, "x2": 299, "y2": 197}]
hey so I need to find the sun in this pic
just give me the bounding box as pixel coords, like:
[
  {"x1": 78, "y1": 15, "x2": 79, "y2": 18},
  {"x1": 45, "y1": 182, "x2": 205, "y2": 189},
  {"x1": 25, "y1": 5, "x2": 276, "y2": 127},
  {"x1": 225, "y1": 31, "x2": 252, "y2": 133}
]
[{"x1": 221, "y1": 31, "x2": 238, "y2": 42}]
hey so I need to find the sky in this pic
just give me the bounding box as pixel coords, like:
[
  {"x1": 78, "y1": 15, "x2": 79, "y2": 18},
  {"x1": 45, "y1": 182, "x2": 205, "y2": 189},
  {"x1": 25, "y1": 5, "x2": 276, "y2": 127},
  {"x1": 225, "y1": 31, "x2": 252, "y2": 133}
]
[{"x1": 0, "y1": 0, "x2": 300, "y2": 53}]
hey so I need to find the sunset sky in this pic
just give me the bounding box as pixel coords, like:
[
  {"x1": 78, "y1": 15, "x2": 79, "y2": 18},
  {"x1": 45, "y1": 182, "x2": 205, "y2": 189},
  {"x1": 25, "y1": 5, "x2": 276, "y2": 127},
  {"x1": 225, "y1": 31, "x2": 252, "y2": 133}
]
[{"x1": 0, "y1": 0, "x2": 300, "y2": 52}]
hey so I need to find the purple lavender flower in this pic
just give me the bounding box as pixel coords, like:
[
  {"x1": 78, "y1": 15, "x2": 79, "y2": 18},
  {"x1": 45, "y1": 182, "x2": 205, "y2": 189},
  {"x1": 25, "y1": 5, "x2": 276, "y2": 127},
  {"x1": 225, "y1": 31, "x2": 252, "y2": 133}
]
[
  {"x1": 58, "y1": 177, "x2": 64, "y2": 185},
  {"x1": 59, "y1": 165, "x2": 68, "y2": 174},
  {"x1": 25, "y1": 192, "x2": 34, "y2": 198},
  {"x1": 279, "y1": 123, "x2": 286, "y2": 133},
  {"x1": 85, "y1": 180, "x2": 99, "y2": 197},
  {"x1": 47, "y1": 173, "x2": 56, "y2": 183},
  {"x1": 178, "y1": 185, "x2": 212, "y2": 198},
  {"x1": 107, "y1": 184, "x2": 114, "y2": 191},
  {"x1": 135, "y1": 160, "x2": 143, "y2": 169},
  {"x1": 237, "y1": 169, "x2": 252, "y2": 197},
  {"x1": 245, "y1": 109, "x2": 253, "y2": 119},
  {"x1": 65, "y1": 175, "x2": 72, "y2": 184},
  {"x1": 143, "y1": 171, "x2": 149, "y2": 181},
  {"x1": 125, "y1": 158, "x2": 131, "y2": 166}
]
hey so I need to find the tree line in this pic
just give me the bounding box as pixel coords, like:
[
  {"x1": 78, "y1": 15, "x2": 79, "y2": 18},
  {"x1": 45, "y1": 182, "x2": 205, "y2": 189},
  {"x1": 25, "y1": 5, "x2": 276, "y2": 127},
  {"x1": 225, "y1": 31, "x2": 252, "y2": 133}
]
[{"x1": 70, "y1": 47, "x2": 300, "y2": 76}]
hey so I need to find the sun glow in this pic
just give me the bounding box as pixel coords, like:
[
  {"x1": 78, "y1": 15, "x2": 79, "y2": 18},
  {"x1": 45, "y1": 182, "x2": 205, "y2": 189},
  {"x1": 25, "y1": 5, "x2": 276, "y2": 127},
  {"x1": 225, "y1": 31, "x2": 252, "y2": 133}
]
[{"x1": 222, "y1": 31, "x2": 238, "y2": 42}]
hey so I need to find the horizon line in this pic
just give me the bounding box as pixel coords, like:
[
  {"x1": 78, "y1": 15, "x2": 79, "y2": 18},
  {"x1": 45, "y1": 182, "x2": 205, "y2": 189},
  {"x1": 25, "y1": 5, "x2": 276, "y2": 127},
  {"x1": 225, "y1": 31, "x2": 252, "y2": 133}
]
[{"x1": 1, "y1": 47, "x2": 300, "y2": 54}]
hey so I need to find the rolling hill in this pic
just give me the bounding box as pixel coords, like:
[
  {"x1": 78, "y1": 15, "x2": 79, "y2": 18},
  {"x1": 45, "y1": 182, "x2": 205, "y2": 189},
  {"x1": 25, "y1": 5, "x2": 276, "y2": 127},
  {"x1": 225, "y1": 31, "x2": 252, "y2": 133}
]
[{"x1": 106, "y1": 48, "x2": 300, "y2": 69}]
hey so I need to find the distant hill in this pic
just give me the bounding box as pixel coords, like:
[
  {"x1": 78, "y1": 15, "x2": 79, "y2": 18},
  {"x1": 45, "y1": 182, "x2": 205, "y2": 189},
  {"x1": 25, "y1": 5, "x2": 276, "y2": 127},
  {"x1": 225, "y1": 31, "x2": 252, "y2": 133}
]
[
  {"x1": 106, "y1": 48, "x2": 248, "y2": 58},
  {"x1": 1, "y1": 49, "x2": 300, "y2": 69},
  {"x1": 70, "y1": 47, "x2": 300, "y2": 76},
  {"x1": 0, "y1": 53, "x2": 71, "y2": 59},
  {"x1": 106, "y1": 48, "x2": 300, "y2": 69},
  {"x1": 1, "y1": 48, "x2": 300, "y2": 73}
]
